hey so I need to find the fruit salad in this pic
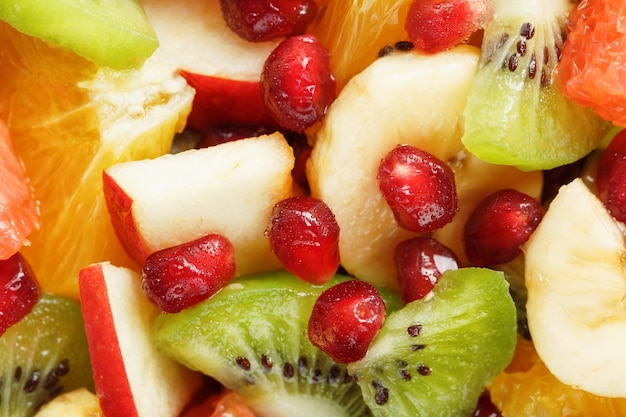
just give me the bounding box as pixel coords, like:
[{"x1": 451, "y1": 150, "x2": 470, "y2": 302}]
[{"x1": 1, "y1": 0, "x2": 626, "y2": 416}]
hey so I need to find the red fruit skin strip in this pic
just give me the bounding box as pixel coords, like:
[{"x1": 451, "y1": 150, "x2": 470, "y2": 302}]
[{"x1": 79, "y1": 263, "x2": 139, "y2": 417}]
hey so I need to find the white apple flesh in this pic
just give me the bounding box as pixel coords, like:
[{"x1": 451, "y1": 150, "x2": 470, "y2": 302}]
[
  {"x1": 103, "y1": 132, "x2": 295, "y2": 275},
  {"x1": 141, "y1": 0, "x2": 279, "y2": 131},
  {"x1": 79, "y1": 262, "x2": 203, "y2": 417}
]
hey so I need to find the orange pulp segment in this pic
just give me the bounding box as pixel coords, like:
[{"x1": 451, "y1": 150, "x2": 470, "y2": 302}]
[
  {"x1": 0, "y1": 20, "x2": 195, "y2": 299},
  {"x1": 490, "y1": 338, "x2": 626, "y2": 416}
]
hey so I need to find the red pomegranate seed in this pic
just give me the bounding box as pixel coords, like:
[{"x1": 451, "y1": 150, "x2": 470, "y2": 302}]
[
  {"x1": 472, "y1": 390, "x2": 502, "y2": 417},
  {"x1": 266, "y1": 196, "x2": 340, "y2": 284},
  {"x1": 463, "y1": 189, "x2": 544, "y2": 266},
  {"x1": 0, "y1": 252, "x2": 40, "y2": 336},
  {"x1": 377, "y1": 144, "x2": 458, "y2": 233},
  {"x1": 260, "y1": 34, "x2": 336, "y2": 132},
  {"x1": 394, "y1": 236, "x2": 460, "y2": 303},
  {"x1": 404, "y1": 0, "x2": 493, "y2": 54},
  {"x1": 597, "y1": 130, "x2": 626, "y2": 222},
  {"x1": 142, "y1": 234, "x2": 236, "y2": 313},
  {"x1": 219, "y1": 0, "x2": 317, "y2": 42},
  {"x1": 308, "y1": 279, "x2": 386, "y2": 363}
]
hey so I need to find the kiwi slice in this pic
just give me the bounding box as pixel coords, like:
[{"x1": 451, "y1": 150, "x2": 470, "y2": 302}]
[
  {"x1": 0, "y1": 0, "x2": 158, "y2": 69},
  {"x1": 0, "y1": 293, "x2": 94, "y2": 416},
  {"x1": 347, "y1": 267, "x2": 517, "y2": 417},
  {"x1": 461, "y1": 0, "x2": 611, "y2": 171},
  {"x1": 152, "y1": 270, "x2": 403, "y2": 417}
]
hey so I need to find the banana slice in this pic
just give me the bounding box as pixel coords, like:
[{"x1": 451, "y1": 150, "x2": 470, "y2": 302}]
[
  {"x1": 525, "y1": 178, "x2": 626, "y2": 398},
  {"x1": 307, "y1": 45, "x2": 542, "y2": 289}
]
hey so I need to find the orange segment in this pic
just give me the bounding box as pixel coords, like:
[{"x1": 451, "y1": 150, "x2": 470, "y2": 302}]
[
  {"x1": 308, "y1": 0, "x2": 413, "y2": 89},
  {"x1": 0, "y1": 21, "x2": 195, "y2": 299},
  {"x1": 0, "y1": 117, "x2": 39, "y2": 259},
  {"x1": 490, "y1": 338, "x2": 626, "y2": 416}
]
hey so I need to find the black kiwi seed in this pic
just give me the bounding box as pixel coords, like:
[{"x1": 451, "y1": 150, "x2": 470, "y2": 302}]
[
  {"x1": 236, "y1": 356, "x2": 251, "y2": 371},
  {"x1": 377, "y1": 45, "x2": 394, "y2": 58},
  {"x1": 394, "y1": 41, "x2": 414, "y2": 51},
  {"x1": 261, "y1": 354, "x2": 273, "y2": 372},
  {"x1": 1, "y1": 294, "x2": 94, "y2": 417},
  {"x1": 407, "y1": 324, "x2": 422, "y2": 337},
  {"x1": 282, "y1": 362, "x2": 294, "y2": 379}
]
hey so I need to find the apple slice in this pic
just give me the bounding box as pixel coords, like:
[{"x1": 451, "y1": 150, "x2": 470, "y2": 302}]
[
  {"x1": 0, "y1": 0, "x2": 158, "y2": 69},
  {"x1": 79, "y1": 262, "x2": 203, "y2": 417},
  {"x1": 103, "y1": 132, "x2": 295, "y2": 275},
  {"x1": 307, "y1": 46, "x2": 542, "y2": 290},
  {"x1": 524, "y1": 178, "x2": 626, "y2": 397},
  {"x1": 142, "y1": 0, "x2": 279, "y2": 131}
]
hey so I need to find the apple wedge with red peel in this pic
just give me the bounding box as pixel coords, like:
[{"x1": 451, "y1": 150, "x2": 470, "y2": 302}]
[
  {"x1": 142, "y1": 0, "x2": 280, "y2": 131},
  {"x1": 103, "y1": 132, "x2": 294, "y2": 275},
  {"x1": 79, "y1": 262, "x2": 202, "y2": 417}
]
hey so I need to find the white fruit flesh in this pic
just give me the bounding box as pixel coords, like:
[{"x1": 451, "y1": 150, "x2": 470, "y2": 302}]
[
  {"x1": 307, "y1": 46, "x2": 542, "y2": 289},
  {"x1": 105, "y1": 133, "x2": 294, "y2": 275},
  {"x1": 141, "y1": 0, "x2": 279, "y2": 80},
  {"x1": 525, "y1": 178, "x2": 626, "y2": 398},
  {"x1": 34, "y1": 388, "x2": 102, "y2": 417}
]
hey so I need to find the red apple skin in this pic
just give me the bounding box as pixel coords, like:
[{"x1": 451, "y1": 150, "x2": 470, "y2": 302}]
[
  {"x1": 180, "y1": 71, "x2": 277, "y2": 132},
  {"x1": 79, "y1": 263, "x2": 139, "y2": 417},
  {"x1": 102, "y1": 170, "x2": 149, "y2": 266},
  {"x1": 79, "y1": 263, "x2": 202, "y2": 417}
]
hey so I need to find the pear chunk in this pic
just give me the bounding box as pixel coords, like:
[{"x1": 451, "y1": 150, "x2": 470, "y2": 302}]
[{"x1": 525, "y1": 178, "x2": 626, "y2": 398}]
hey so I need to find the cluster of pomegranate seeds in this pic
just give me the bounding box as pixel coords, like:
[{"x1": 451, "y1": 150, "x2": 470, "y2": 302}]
[
  {"x1": 0, "y1": 252, "x2": 40, "y2": 336},
  {"x1": 307, "y1": 279, "x2": 386, "y2": 363},
  {"x1": 142, "y1": 234, "x2": 236, "y2": 313},
  {"x1": 377, "y1": 144, "x2": 458, "y2": 233},
  {"x1": 596, "y1": 130, "x2": 626, "y2": 222},
  {"x1": 260, "y1": 34, "x2": 336, "y2": 132},
  {"x1": 463, "y1": 189, "x2": 544, "y2": 266},
  {"x1": 394, "y1": 236, "x2": 460, "y2": 303},
  {"x1": 219, "y1": 0, "x2": 317, "y2": 42},
  {"x1": 266, "y1": 196, "x2": 340, "y2": 284},
  {"x1": 404, "y1": 0, "x2": 493, "y2": 53}
]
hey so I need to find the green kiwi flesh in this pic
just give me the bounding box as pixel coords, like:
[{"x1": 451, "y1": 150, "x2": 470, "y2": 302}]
[
  {"x1": 0, "y1": 0, "x2": 158, "y2": 69},
  {"x1": 347, "y1": 267, "x2": 517, "y2": 417},
  {"x1": 0, "y1": 293, "x2": 94, "y2": 417},
  {"x1": 151, "y1": 270, "x2": 403, "y2": 417},
  {"x1": 461, "y1": 0, "x2": 611, "y2": 171}
]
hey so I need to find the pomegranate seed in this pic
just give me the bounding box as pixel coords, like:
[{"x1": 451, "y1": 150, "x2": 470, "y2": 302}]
[
  {"x1": 260, "y1": 34, "x2": 336, "y2": 132},
  {"x1": 597, "y1": 130, "x2": 626, "y2": 222},
  {"x1": 463, "y1": 189, "x2": 544, "y2": 266},
  {"x1": 0, "y1": 252, "x2": 40, "y2": 336},
  {"x1": 472, "y1": 390, "x2": 502, "y2": 417},
  {"x1": 377, "y1": 144, "x2": 458, "y2": 233},
  {"x1": 219, "y1": 0, "x2": 317, "y2": 42},
  {"x1": 142, "y1": 234, "x2": 236, "y2": 313},
  {"x1": 404, "y1": 0, "x2": 493, "y2": 54},
  {"x1": 394, "y1": 237, "x2": 460, "y2": 303},
  {"x1": 308, "y1": 279, "x2": 386, "y2": 363},
  {"x1": 266, "y1": 196, "x2": 340, "y2": 284}
]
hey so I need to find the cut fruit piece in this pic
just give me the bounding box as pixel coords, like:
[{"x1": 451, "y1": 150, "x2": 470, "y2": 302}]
[
  {"x1": 348, "y1": 267, "x2": 517, "y2": 417},
  {"x1": 0, "y1": 20, "x2": 195, "y2": 299},
  {"x1": 0, "y1": 118, "x2": 38, "y2": 260},
  {"x1": 0, "y1": 293, "x2": 94, "y2": 417},
  {"x1": 142, "y1": 0, "x2": 279, "y2": 131},
  {"x1": 461, "y1": 0, "x2": 611, "y2": 171},
  {"x1": 152, "y1": 271, "x2": 403, "y2": 417},
  {"x1": 490, "y1": 338, "x2": 626, "y2": 417},
  {"x1": 34, "y1": 388, "x2": 102, "y2": 417},
  {"x1": 103, "y1": 133, "x2": 294, "y2": 276},
  {"x1": 79, "y1": 262, "x2": 203, "y2": 417},
  {"x1": 555, "y1": 0, "x2": 626, "y2": 127},
  {"x1": 0, "y1": 0, "x2": 158, "y2": 69},
  {"x1": 308, "y1": 0, "x2": 414, "y2": 90},
  {"x1": 307, "y1": 46, "x2": 542, "y2": 290},
  {"x1": 524, "y1": 178, "x2": 626, "y2": 398}
]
